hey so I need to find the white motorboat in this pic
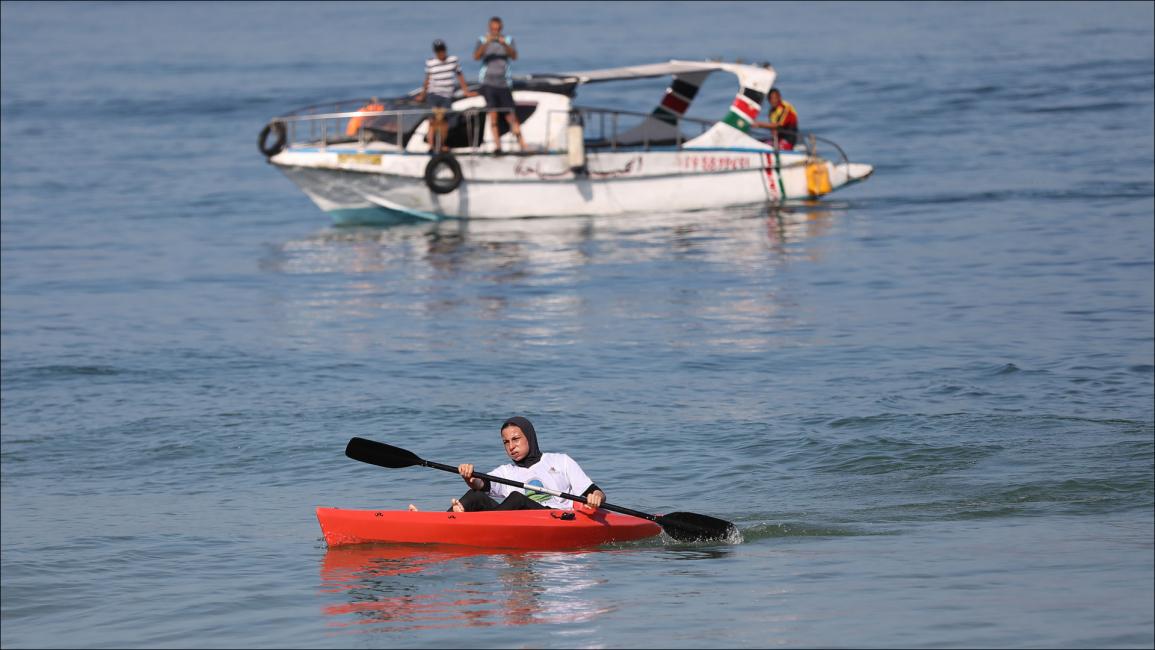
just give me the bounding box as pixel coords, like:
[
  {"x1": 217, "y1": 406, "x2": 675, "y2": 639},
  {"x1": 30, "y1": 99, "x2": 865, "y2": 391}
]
[{"x1": 257, "y1": 60, "x2": 873, "y2": 223}]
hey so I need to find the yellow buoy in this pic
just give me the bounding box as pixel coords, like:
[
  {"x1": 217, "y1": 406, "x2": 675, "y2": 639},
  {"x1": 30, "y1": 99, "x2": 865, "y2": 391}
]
[{"x1": 806, "y1": 161, "x2": 832, "y2": 196}]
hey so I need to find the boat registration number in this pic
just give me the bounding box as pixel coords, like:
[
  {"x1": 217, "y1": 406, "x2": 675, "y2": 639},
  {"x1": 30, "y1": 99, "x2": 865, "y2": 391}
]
[
  {"x1": 338, "y1": 153, "x2": 383, "y2": 165},
  {"x1": 678, "y1": 155, "x2": 752, "y2": 172}
]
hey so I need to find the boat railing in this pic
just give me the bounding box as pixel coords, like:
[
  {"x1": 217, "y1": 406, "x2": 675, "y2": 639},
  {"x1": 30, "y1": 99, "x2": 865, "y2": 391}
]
[
  {"x1": 552, "y1": 107, "x2": 851, "y2": 163},
  {"x1": 267, "y1": 102, "x2": 520, "y2": 153},
  {"x1": 748, "y1": 127, "x2": 852, "y2": 166},
  {"x1": 271, "y1": 102, "x2": 716, "y2": 153},
  {"x1": 265, "y1": 99, "x2": 855, "y2": 163},
  {"x1": 545, "y1": 106, "x2": 716, "y2": 151}
]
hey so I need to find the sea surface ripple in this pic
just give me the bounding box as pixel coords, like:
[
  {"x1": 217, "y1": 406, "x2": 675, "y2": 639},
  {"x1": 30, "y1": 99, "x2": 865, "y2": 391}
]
[{"x1": 2, "y1": 2, "x2": 1152, "y2": 648}]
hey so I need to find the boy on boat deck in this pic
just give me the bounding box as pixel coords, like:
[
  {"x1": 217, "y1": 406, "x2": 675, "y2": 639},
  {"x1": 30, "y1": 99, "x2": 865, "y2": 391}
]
[{"x1": 416, "y1": 39, "x2": 475, "y2": 152}]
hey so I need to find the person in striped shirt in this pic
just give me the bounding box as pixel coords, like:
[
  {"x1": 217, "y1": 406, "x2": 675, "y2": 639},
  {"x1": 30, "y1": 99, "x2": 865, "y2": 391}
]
[{"x1": 416, "y1": 39, "x2": 475, "y2": 152}]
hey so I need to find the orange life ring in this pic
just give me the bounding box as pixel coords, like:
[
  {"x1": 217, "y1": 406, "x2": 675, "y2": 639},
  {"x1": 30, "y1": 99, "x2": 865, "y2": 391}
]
[{"x1": 346, "y1": 103, "x2": 385, "y2": 137}]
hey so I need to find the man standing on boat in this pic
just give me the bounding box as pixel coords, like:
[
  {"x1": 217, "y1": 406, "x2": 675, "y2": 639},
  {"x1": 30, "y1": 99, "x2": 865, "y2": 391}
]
[
  {"x1": 473, "y1": 16, "x2": 527, "y2": 153},
  {"x1": 754, "y1": 88, "x2": 799, "y2": 150},
  {"x1": 416, "y1": 39, "x2": 476, "y2": 152}
]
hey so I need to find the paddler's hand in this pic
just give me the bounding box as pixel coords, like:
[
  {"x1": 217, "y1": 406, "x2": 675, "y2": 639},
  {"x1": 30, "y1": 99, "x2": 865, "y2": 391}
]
[
  {"x1": 458, "y1": 463, "x2": 482, "y2": 490},
  {"x1": 586, "y1": 489, "x2": 605, "y2": 508},
  {"x1": 450, "y1": 498, "x2": 465, "y2": 513}
]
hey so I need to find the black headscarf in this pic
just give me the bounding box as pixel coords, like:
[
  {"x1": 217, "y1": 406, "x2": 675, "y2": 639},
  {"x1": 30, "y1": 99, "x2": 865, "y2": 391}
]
[{"x1": 502, "y1": 416, "x2": 542, "y2": 468}]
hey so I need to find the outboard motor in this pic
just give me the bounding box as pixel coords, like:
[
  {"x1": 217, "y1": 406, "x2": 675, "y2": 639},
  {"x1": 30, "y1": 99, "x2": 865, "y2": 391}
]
[{"x1": 566, "y1": 109, "x2": 588, "y2": 177}]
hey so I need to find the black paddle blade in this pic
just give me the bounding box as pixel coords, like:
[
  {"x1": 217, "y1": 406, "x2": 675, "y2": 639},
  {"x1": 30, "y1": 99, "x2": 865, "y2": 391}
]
[
  {"x1": 345, "y1": 437, "x2": 423, "y2": 469},
  {"x1": 656, "y1": 511, "x2": 739, "y2": 543}
]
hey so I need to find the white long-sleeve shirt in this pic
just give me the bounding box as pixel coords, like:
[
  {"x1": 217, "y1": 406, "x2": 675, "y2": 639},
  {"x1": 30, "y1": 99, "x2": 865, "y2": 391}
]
[{"x1": 484, "y1": 452, "x2": 595, "y2": 509}]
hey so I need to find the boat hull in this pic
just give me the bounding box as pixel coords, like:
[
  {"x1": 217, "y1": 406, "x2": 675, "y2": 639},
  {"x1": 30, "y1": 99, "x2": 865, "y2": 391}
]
[
  {"x1": 273, "y1": 149, "x2": 873, "y2": 223},
  {"x1": 316, "y1": 507, "x2": 663, "y2": 549}
]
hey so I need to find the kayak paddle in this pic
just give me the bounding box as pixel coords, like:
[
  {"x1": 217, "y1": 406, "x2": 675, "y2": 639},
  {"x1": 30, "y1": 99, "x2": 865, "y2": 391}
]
[{"x1": 345, "y1": 437, "x2": 737, "y2": 543}]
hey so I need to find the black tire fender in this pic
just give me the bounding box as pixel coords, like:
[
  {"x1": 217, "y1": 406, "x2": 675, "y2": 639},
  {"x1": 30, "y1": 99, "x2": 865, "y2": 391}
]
[
  {"x1": 258, "y1": 122, "x2": 287, "y2": 157},
  {"x1": 424, "y1": 153, "x2": 463, "y2": 194}
]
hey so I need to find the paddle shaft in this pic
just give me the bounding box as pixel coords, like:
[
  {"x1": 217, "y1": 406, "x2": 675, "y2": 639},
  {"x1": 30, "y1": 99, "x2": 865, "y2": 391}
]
[{"x1": 419, "y1": 458, "x2": 660, "y2": 523}]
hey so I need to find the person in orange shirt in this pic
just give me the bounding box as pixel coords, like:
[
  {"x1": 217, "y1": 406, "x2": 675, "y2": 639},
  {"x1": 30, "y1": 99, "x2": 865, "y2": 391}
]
[{"x1": 754, "y1": 88, "x2": 799, "y2": 150}]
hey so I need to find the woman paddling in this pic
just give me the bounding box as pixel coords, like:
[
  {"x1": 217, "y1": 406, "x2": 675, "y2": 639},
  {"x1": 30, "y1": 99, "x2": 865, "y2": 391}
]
[{"x1": 411, "y1": 416, "x2": 606, "y2": 512}]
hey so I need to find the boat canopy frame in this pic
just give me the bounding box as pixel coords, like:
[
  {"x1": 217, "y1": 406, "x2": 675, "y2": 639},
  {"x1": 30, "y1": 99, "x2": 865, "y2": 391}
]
[{"x1": 262, "y1": 59, "x2": 856, "y2": 162}]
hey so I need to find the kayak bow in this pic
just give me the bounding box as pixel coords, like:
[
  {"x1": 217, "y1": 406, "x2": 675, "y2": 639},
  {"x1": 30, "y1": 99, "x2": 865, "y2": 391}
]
[{"x1": 316, "y1": 506, "x2": 662, "y2": 549}]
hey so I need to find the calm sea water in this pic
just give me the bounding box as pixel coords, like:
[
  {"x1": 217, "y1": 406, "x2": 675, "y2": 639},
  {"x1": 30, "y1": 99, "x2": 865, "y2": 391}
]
[{"x1": 2, "y1": 2, "x2": 1152, "y2": 648}]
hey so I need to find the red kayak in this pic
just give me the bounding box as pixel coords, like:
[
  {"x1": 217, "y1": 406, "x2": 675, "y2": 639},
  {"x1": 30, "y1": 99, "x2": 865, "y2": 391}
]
[{"x1": 316, "y1": 506, "x2": 663, "y2": 549}]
